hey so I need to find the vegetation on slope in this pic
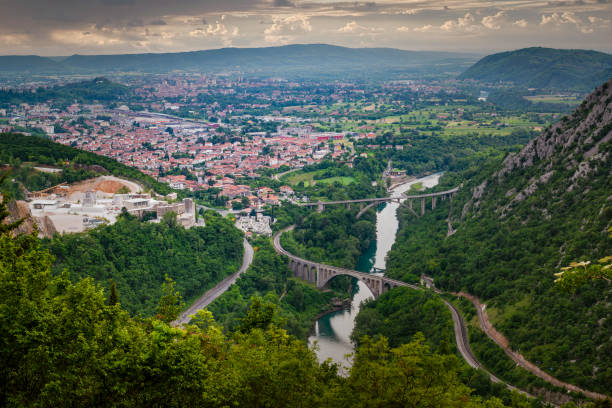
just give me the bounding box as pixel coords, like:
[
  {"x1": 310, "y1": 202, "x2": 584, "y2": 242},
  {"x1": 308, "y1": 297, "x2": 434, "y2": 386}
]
[
  {"x1": 281, "y1": 207, "x2": 376, "y2": 270},
  {"x1": 207, "y1": 236, "x2": 339, "y2": 339},
  {"x1": 385, "y1": 80, "x2": 612, "y2": 392},
  {"x1": 0, "y1": 198, "x2": 517, "y2": 407},
  {"x1": 459, "y1": 47, "x2": 612, "y2": 91},
  {"x1": 0, "y1": 78, "x2": 132, "y2": 108},
  {"x1": 43, "y1": 211, "x2": 243, "y2": 316},
  {"x1": 0, "y1": 132, "x2": 171, "y2": 194}
]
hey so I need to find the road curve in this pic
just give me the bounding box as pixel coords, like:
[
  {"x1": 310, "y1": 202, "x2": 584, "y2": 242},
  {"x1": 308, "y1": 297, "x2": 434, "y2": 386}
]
[
  {"x1": 173, "y1": 237, "x2": 254, "y2": 326},
  {"x1": 457, "y1": 292, "x2": 609, "y2": 401},
  {"x1": 274, "y1": 226, "x2": 540, "y2": 401}
]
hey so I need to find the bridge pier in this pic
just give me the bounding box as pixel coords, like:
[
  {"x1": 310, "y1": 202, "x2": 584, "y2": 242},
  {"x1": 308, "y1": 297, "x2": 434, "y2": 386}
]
[
  {"x1": 432, "y1": 196, "x2": 436, "y2": 210},
  {"x1": 421, "y1": 197, "x2": 425, "y2": 215},
  {"x1": 409, "y1": 199, "x2": 413, "y2": 210},
  {"x1": 359, "y1": 203, "x2": 364, "y2": 211},
  {"x1": 317, "y1": 201, "x2": 324, "y2": 213},
  {"x1": 347, "y1": 203, "x2": 351, "y2": 210}
]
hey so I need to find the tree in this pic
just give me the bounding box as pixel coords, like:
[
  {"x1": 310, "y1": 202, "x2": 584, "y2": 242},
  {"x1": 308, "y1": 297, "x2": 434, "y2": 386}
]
[
  {"x1": 238, "y1": 296, "x2": 277, "y2": 332},
  {"x1": 156, "y1": 275, "x2": 183, "y2": 323},
  {"x1": 108, "y1": 279, "x2": 119, "y2": 306},
  {"x1": 161, "y1": 211, "x2": 178, "y2": 228},
  {"x1": 555, "y1": 227, "x2": 612, "y2": 292}
]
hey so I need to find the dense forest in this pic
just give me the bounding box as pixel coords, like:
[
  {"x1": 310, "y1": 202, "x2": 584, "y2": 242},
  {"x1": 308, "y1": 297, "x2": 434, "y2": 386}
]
[
  {"x1": 207, "y1": 236, "x2": 341, "y2": 339},
  {"x1": 459, "y1": 47, "x2": 612, "y2": 91},
  {"x1": 0, "y1": 133, "x2": 171, "y2": 194},
  {"x1": 2, "y1": 195, "x2": 534, "y2": 408},
  {"x1": 352, "y1": 288, "x2": 554, "y2": 407},
  {"x1": 280, "y1": 207, "x2": 376, "y2": 270},
  {"x1": 357, "y1": 128, "x2": 535, "y2": 176},
  {"x1": 384, "y1": 80, "x2": 612, "y2": 392},
  {"x1": 42, "y1": 211, "x2": 243, "y2": 316}
]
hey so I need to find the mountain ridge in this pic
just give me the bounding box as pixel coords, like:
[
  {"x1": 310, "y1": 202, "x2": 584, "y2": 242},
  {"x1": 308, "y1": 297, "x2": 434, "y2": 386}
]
[
  {"x1": 0, "y1": 44, "x2": 479, "y2": 76},
  {"x1": 459, "y1": 47, "x2": 612, "y2": 90},
  {"x1": 385, "y1": 79, "x2": 612, "y2": 393}
]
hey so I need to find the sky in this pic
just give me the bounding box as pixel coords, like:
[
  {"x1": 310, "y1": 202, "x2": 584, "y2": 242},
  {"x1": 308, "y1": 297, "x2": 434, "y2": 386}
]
[{"x1": 0, "y1": 0, "x2": 611, "y2": 56}]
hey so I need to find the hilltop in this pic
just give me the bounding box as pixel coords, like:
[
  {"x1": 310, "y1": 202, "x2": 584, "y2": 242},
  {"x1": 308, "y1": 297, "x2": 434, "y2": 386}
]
[
  {"x1": 0, "y1": 133, "x2": 170, "y2": 196},
  {"x1": 459, "y1": 47, "x2": 612, "y2": 91},
  {"x1": 0, "y1": 44, "x2": 479, "y2": 78},
  {"x1": 386, "y1": 79, "x2": 612, "y2": 393},
  {"x1": 0, "y1": 77, "x2": 131, "y2": 108}
]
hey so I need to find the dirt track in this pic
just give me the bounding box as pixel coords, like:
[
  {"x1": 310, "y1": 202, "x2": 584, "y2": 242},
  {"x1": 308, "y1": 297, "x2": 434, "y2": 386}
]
[{"x1": 458, "y1": 292, "x2": 608, "y2": 401}]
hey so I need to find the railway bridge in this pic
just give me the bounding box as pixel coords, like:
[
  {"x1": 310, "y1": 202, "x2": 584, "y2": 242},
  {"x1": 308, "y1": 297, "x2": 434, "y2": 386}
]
[{"x1": 273, "y1": 226, "x2": 419, "y2": 298}]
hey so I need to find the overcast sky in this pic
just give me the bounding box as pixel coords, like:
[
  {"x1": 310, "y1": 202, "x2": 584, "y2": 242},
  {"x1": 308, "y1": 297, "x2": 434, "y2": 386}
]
[{"x1": 0, "y1": 0, "x2": 610, "y2": 55}]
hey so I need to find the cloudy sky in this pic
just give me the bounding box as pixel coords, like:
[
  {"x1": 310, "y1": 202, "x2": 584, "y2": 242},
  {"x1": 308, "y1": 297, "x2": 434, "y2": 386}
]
[{"x1": 0, "y1": 0, "x2": 610, "y2": 55}]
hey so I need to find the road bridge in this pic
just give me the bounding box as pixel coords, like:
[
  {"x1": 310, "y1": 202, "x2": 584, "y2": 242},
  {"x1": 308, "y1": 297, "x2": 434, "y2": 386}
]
[{"x1": 297, "y1": 187, "x2": 459, "y2": 234}]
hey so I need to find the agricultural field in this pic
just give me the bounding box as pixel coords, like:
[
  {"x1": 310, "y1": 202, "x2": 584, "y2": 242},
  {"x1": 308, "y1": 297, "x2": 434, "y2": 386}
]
[
  {"x1": 524, "y1": 95, "x2": 581, "y2": 105},
  {"x1": 283, "y1": 170, "x2": 356, "y2": 187}
]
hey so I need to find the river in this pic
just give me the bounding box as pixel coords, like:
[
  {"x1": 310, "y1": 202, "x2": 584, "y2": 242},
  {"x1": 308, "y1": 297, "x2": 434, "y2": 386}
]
[{"x1": 308, "y1": 173, "x2": 442, "y2": 371}]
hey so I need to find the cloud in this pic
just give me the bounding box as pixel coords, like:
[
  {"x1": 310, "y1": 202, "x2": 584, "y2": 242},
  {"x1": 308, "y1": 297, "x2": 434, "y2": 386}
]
[
  {"x1": 540, "y1": 11, "x2": 604, "y2": 32},
  {"x1": 481, "y1": 11, "x2": 506, "y2": 30},
  {"x1": 149, "y1": 19, "x2": 167, "y2": 26},
  {"x1": 440, "y1": 13, "x2": 480, "y2": 32},
  {"x1": 337, "y1": 21, "x2": 383, "y2": 33},
  {"x1": 588, "y1": 15, "x2": 611, "y2": 25},
  {"x1": 513, "y1": 19, "x2": 528, "y2": 27},
  {"x1": 410, "y1": 24, "x2": 435, "y2": 32},
  {"x1": 264, "y1": 14, "x2": 311, "y2": 43}
]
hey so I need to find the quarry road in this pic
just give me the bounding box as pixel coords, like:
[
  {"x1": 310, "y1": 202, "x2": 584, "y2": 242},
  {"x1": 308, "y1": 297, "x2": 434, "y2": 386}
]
[{"x1": 173, "y1": 237, "x2": 254, "y2": 326}]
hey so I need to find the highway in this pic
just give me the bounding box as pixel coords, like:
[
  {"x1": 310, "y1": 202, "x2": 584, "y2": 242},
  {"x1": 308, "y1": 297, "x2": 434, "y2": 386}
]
[{"x1": 173, "y1": 237, "x2": 254, "y2": 326}]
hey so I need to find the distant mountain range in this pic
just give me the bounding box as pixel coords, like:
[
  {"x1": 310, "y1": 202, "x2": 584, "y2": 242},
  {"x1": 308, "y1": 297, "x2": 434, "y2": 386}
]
[
  {"x1": 0, "y1": 44, "x2": 478, "y2": 78},
  {"x1": 459, "y1": 47, "x2": 612, "y2": 90}
]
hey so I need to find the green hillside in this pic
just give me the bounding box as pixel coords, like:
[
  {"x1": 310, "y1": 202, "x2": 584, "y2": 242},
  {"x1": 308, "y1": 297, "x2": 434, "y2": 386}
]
[
  {"x1": 0, "y1": 77, "x2": 131, "y2": 108},
  {"x1": 0, "y1": 45, "x2": 479, "y2": 78},
  {"x1": 386, "y1": 79, "x2": 612, "y2": 393},
  {"x1": 0, "y1": 133, "x2": 170, "y2": 195},
  {"x1": 0, "y1": 184, "x2": 528, "y2": 408},
  {"x1": 459, "y1": 47, "x2": 612, "y2": 90},
  {"x1": 42, "y1": 212, "x2": 243, "y2": 316}
]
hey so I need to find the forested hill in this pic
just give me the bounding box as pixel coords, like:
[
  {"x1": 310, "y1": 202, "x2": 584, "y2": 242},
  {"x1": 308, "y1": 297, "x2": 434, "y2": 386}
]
[
  {"x1": 0, "y1": 133, "x2": 170, "y2": 195},
  {"x1": 0, "y1": 78, "x2": 131, "y2": 108},
  {"x1": 386, "y1": 79, "x2": 612, "y2": 393},
  {"x1": 459, "y1": 47, "x2": 612, "y2": 91},
  {"x1": 0, "y1": 45, "x2": 479, "y2": 78}
]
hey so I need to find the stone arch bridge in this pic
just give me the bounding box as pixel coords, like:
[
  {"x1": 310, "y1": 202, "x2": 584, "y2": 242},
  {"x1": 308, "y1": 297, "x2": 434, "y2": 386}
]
[{"x1": 273, "y1": 226, "x2": 420, "y2": 298}]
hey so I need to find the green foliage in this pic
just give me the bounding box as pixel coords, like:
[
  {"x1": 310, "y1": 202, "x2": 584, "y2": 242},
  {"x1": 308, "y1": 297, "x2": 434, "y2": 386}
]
[
  {"x1": 337, "y1": 334, "x2": 484, "y2": 408},
  {"x1": 43, "y1": 214, "x2": 243, "y2": 316},
  {"x1": 0, "y1": 77, "x2": 132, "y2": 108},
  {"x1": 0, "y1": 196, "x2": 523, "y2": 408},
  {"x1": 207, "y1": 236, "x2": 337, "y2": 338},
  {"x1": 352, "y1": 288, "x2": 454, "y2": 351},
  {"x1": 156, "y1": 275, "x2": 183, "y2": 323},
  {"x1": 460, "y1": 47, "x2": 612, "y2": 91},
  {"x1": 281, "y1": 207, "x2": 376, "y2": 270},
  {"x1": 0, "y1": 132, "x2": 170, "y2": 194},
  {"x1": 384, "y1": 84, "x2": 612, "y2": 392}
]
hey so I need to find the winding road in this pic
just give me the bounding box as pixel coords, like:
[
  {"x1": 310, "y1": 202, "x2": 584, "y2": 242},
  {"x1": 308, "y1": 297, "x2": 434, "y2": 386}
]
[
  {"x1": 274, "y1": 227, "x2": 540, "y2": 400},
  {"x1": 173, "y1": 237, "x2": 254, "y2": 326}
]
